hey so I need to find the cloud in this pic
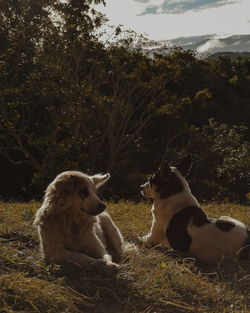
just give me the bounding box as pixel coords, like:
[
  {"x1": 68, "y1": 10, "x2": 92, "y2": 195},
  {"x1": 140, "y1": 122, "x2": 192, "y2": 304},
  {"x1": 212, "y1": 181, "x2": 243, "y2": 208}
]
[
  {"x1": 139, "y1": 5, "x2": 159, "y2": 15},
  {"x1": 139, "y1": 0, "x2": 238, "y2": 15},
  {"x1": 134, "y1": 0, "x2": 151, "y2": 3},
  {"x1": 196, "y1": 38, "x2": 225, "y2": 53}
]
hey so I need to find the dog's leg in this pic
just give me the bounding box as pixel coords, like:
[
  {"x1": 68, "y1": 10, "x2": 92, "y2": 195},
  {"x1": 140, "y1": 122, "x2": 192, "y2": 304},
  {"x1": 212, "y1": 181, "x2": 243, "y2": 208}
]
[
  {"x1": 41, "y1": 235, "x2": 105, "y2": 270},
  {"x1": 83, "y1": 229, "x2": 119, "y2": 268},
  {"x1": 98, "y1": 212, "x2": 124, "y2": 261},
  {"x1": 54, "y1": 249, "x2": 106, "y2": 269},
  {"x1": 40, "y1": 224, "x2": 108, "y2": 270},
  {"x1": 142, "y1": 219, "x2": 169, "y2": 246}
]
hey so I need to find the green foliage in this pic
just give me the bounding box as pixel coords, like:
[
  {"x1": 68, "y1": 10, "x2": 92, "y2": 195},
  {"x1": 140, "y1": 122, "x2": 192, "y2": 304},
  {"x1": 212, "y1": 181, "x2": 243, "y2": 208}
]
[
  {"x1": 198, "y1": 120, "x2": 250, "y2": 201},
  {"x1": 0, "y1": 1, "x2": 250, "y2": 201}
]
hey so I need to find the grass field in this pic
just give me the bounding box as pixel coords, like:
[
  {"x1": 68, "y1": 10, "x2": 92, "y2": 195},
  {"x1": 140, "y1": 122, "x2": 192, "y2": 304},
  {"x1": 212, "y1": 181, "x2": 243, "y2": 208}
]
[{"x1": 0, "y1": 201, "x2": 250, "y2": 313}]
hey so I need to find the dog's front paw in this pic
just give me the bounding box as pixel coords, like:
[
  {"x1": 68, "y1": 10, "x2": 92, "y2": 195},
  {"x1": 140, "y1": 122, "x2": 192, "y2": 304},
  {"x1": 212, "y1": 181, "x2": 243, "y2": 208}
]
[
  {"x1": 93, "y1": 259, "x2": 119, "y2": 274},
  {"x1": 105, "y1": 260, "x2": 120, "y2": 268},
  {"x1": 93, "y1": 258, "x2": 108, "y2": 266},
  {"x1": 103, "y1": 255, "x2": 120, "y2": 268},
  {"x1": 138, "y1": 234, "x2": 152, "y2": 246},
  {"x1": 93, "y1": 256, "x2": 119, "y2": 269}
]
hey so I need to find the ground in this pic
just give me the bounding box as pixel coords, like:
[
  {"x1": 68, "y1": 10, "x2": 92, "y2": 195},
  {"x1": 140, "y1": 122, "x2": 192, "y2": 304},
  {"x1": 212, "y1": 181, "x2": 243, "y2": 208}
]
[{"x1": 0, "y1": 201, "x2": 250, "y2": 313}]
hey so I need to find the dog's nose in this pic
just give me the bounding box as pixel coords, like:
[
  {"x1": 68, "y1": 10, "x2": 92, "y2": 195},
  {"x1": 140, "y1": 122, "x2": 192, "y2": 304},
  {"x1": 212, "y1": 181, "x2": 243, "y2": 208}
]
[{"x1": 98, "y1": 202, "x2": 106, "y2": 211}]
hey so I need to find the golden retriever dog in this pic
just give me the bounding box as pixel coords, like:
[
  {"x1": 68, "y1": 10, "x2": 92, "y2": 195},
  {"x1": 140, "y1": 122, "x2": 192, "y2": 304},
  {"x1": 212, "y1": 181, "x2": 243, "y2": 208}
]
[{"x1": 34, "y1": 171, "x2": 125, "y2": 269}]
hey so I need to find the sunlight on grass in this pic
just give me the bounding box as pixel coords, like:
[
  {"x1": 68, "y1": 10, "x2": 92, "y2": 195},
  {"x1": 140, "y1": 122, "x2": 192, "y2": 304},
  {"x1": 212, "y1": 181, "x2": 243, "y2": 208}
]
[{"x1": 0, "y1": 201, "x2": 249, "y2": 312}]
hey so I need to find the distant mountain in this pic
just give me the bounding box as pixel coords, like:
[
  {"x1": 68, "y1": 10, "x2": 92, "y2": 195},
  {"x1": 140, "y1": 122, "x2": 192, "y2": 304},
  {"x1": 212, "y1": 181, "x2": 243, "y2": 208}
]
[
  {"x1": 144, "y1": 34, "x2": 250, "y2": 58},
  {"x1": 206, "y1": 51, "x2": 250, "y2": 59},
  {"x1": 167, "y1": 34, "x2": 250, "y2": 54}
]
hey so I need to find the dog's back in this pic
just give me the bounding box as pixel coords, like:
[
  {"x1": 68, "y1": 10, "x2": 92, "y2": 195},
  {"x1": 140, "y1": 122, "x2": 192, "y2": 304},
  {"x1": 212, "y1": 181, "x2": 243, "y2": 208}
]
[
  {"x1": 141, "y1": 156, "x2": 250, "y2": 264},
  {"x1": 167, "y1": 205, "x2": 249, "y2": 264}
]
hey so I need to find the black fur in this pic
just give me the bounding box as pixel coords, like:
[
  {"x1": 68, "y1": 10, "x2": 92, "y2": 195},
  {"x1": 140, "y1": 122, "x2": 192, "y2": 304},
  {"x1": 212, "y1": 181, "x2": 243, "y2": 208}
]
[
  {"x1": 166, "y1": 206, "x2": 209, "y2": 253},
  {"x1": 176, "y1": 155, "x2": 192, "y2": 177},
  {"x1": 214, "y1": 220, "x2": 235, "y2": 232},
  {"x1": 160, "y1": 172, "x2": 184, "y2": 199},
  {"x1": 150, "y1": 172, "x2": 184, "y2": 199}
]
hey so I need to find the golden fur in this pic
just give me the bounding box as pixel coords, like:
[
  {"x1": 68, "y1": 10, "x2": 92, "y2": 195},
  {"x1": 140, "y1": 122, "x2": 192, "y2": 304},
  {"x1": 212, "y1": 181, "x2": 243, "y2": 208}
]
[{"x1": 34, "y1": 171, "x2": 125, "y2": 269}]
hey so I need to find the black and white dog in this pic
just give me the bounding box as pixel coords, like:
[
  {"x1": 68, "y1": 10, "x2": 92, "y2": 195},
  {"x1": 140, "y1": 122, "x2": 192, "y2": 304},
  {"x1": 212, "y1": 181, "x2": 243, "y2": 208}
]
[{"x1": 140, "y1": 155, "x2": 250, "y2": 264}]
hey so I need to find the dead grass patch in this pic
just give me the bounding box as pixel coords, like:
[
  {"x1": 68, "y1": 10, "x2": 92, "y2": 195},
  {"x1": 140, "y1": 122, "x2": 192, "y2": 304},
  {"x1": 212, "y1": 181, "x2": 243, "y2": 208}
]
[{"x1": 0, "y1": 201, "x2": 249, "y2": 312}]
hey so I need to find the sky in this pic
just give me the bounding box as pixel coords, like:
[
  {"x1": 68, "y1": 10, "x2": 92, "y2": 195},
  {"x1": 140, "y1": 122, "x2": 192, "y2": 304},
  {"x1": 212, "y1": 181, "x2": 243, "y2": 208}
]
[{"x1": 97, "y1": 0, "x2": 250, "y2": 40}]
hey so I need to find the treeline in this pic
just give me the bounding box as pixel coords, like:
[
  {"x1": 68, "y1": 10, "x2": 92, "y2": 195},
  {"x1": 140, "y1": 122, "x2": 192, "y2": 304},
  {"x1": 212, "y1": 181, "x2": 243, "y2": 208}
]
[{"x1": 0, "y1": 0, "x2": 249, "y2": 202}]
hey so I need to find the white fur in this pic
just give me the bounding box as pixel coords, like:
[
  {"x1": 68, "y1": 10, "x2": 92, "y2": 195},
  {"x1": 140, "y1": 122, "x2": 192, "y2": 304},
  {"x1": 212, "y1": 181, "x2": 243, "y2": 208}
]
[
  {"x1": 188, "y1": 220, "x2": 247, "y2": 264},
  {"x1": 142, "y1": 167, "x2": 249, "y2": 264},
  {"x1": 143, "y1": 168, "x2": 198, "y2": 245}
]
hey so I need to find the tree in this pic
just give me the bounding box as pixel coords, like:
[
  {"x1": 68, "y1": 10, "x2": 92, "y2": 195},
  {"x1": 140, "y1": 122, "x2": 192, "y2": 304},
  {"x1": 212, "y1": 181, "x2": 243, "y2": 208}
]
[
  {"x1": 187, "y1": 119, "x2": 250, "y2": 201},
  {"x1": 1, "y1": 5, "x2": 250, "y2": 201},
  {"x1": 0, "y1": 2, "x2": 167, "y2": 196},
  {"x1": 0, "y1": 0, "x2": 107, "y2": 189}
]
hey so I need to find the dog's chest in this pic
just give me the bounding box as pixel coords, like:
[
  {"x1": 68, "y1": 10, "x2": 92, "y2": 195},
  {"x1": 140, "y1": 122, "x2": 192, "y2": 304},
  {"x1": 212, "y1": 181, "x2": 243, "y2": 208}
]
[
  {"x1": 63, "y1": 220, "x2": 88, "y2": 251},
  {"x1": 152, "y1": 203, "x2": 179, "y2": 231}
]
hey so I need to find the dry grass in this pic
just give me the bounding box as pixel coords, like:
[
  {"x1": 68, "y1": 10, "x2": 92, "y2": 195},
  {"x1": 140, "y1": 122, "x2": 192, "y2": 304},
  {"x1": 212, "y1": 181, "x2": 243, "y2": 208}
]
[{"x1": 0, "y1": 201, "x2": 250, "y2": 313}]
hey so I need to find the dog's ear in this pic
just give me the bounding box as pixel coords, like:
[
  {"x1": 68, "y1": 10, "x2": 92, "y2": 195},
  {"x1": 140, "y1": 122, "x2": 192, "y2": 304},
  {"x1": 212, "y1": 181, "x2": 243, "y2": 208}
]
[
  {"x1": 92, "y1": 173, "x2": 110, "y2": 188},
  {"x1": 176, "y1": 155, "x2": 192, "y2": 177},
  {"x1": 159, "y1": 160, "x2": 171, "y2": 178}
]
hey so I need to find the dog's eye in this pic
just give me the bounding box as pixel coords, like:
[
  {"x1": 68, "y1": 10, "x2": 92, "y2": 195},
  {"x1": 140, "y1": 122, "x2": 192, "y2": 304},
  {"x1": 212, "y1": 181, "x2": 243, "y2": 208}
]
[
  {"x1": 79, "y1": 187, "x2": 89, "y2": 198},
  {"x1": 149, "y1": 174, "x2": 161, "y2": 185}
]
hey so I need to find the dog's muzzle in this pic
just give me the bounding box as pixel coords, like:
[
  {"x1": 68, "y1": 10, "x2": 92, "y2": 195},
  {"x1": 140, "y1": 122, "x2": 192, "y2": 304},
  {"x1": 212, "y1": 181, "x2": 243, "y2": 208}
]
[
  {"x1": 140, "y1": 182, "x2": 155, "y2": 199},
  {"x1": 140, "y1": 182, "x2": 149, "y2": 198},
  {"x1": 94, "y1": 202, "x2": 106, "y2": 215},
  {"x1": 81, "y1": 202, "x2": 106, "y2": 216},
  {"x1": 140, "y1": 186, "x2": 145, "y2": 197}
]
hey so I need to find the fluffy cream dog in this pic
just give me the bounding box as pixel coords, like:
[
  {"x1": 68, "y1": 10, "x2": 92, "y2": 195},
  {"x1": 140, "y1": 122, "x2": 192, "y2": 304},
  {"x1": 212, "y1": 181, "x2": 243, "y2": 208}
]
[{"x1": 34, "y1": 171, "x2": 124, "y2": 269}]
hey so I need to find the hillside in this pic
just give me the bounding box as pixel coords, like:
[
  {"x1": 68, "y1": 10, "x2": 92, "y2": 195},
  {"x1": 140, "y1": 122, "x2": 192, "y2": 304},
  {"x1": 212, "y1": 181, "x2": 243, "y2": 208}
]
[
  {"x1": 1, "y1": 201, "x2": 250, "y2": 313},
  {"x1": 206, "y1": 51, "x2": 250, "y2": 59},
  {"x1": 144, "y1": 34, "x2": 250, "y2": 58},
  {"x1": 167, "y1": 34, "x2": 250, "y2": 54}
]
